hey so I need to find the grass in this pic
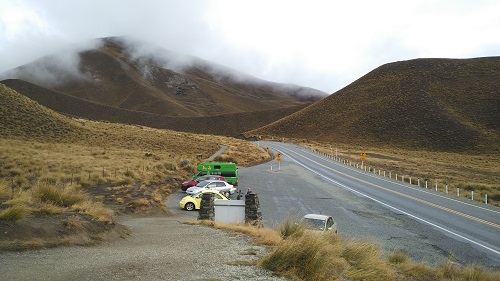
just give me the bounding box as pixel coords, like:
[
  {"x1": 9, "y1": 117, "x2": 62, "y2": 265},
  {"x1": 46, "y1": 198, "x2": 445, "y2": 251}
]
[
  {"x1": 0, "y1": 204, "x2": 32, "y2": 221},
  {"x1": 194, "y1": 220, "x2": 500, "y2": 281}
]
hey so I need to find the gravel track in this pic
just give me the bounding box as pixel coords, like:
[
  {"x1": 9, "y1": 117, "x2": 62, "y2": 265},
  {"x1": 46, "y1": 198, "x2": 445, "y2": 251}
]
[{"x1": 0, "y1": 192, "x2": 286, "y2": 281}]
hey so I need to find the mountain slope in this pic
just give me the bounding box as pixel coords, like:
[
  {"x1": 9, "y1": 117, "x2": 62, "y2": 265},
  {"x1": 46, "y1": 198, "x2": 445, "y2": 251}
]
[
  {"x1": 0, "y1": 79, "x2": 308, "y2": 137},
  {"x1": 246, "y1": 57, "x2": 500, "y2": 152},
  {"x1": 0, "y1": 37, "x2": 326, "y2": 117}
]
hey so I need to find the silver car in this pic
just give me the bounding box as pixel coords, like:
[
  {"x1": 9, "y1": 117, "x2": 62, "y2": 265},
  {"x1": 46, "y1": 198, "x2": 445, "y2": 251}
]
[
  {"x1": 185, "y1": 180, "x2": 236, "y2": 197},
  {"x1": 300, "y1": 214, "x2": 337, "y2": 233}
]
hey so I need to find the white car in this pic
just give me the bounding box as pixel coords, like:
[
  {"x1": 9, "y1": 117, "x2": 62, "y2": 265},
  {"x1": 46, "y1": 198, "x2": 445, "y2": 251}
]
[
  {"x1": 300, "y1": 214, "x2": 337, "y2": 233},
  {"x1": 185, "y1": 180, "x2": 236, "y2": 196}
]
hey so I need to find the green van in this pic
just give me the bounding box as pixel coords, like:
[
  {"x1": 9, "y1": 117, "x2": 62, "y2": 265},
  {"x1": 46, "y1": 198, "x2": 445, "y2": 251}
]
[{"x1": 193, "y1": 162, "x2": 238, "y2": 186}]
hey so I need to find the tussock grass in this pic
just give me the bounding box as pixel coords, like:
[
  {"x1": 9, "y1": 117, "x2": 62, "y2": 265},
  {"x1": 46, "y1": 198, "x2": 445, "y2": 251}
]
[
  {"x1": 33, "y1": 184, "x2": 87, "y2": 207},
  {"x1": 71, "y1": 201, "x2": 114, "y2": 223},
  {"x1": 196, "y1": 219, "x2": 500, "y2": 281},
  {"x1": 0, "y1": 204, "x2": 32, "y2": 221}
]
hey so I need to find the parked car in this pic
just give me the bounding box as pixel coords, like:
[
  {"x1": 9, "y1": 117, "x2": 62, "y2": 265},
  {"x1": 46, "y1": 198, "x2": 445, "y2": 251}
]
[
  {"x1": 185, "y1": 180, "x2": 236, "y2": 196},
  {"x1": 179, "y1": 190, "x2": 229, "y2": 211},
  {"x1": 180, "y1": 175, "x2": 227, "y2": 191},
  {"x1": 300, "y1": 214, "x2": 337, "y2": 233}
]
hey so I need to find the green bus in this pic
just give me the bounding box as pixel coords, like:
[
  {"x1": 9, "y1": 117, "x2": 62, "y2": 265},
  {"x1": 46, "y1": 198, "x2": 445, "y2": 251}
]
[{"x1": 193, "y1": 162, "x2": 238, "y2": 186}]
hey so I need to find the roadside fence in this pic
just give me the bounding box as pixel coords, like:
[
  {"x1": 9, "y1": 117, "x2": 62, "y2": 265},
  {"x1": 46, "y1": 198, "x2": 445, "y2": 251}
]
[{"x1": 303, "y1": 147, "x2": 492, "y2": 206}]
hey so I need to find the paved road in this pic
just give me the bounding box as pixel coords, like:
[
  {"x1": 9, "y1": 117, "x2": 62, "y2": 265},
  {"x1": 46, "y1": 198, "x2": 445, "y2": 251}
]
[{"x1": 238, "y1": 141, "x2": 500, "y2": 268}]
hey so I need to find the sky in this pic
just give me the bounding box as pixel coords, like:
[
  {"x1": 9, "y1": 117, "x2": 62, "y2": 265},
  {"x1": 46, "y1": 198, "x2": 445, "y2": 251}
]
[{"x1": 1, "y1": 0, "x2": 499, "y2": 93}]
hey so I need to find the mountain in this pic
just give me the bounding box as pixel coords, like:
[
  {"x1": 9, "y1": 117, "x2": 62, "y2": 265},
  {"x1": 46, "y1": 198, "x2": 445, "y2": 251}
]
[
  {"x1": 245, "y1": 57, "x2": 500, "y2": 152},
  {"x1": 0, "y1": 36, "x2": 326, "y2": 117},
  {"x1": 0, "y1": 79, "x2": 308, "y2": 137}
]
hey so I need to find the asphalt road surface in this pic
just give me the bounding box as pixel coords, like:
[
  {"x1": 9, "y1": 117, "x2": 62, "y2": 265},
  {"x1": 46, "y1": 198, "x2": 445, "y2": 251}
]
[{"x1": 239, "y1": 141, "x2": 500, "y2": 268}]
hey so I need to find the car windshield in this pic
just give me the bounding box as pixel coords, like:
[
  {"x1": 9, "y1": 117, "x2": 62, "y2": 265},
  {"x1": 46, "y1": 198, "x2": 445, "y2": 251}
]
[
  {"x1": 301, "y1": 218, "x2": 326, "y2": 230},
  {"x1": 195, "y1": 181, "x2": 211, "y2": 187}
]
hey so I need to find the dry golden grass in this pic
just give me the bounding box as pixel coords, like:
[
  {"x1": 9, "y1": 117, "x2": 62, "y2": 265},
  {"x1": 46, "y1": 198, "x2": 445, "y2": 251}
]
[
  {"x1": 71, "y1": 201, "x2": 114, "y2": 224},
  {"x1": 0, "y1": 204, "x2": 32, "y2": 221},
  {"x1": 195, "y1": 220, "x2": 500, "y2": 281}
]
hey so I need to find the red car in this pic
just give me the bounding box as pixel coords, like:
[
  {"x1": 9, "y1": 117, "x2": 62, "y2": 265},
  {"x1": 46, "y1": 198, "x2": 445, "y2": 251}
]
[{"x1": 180, "y1": 175, "x2": 227, "y2": 191}]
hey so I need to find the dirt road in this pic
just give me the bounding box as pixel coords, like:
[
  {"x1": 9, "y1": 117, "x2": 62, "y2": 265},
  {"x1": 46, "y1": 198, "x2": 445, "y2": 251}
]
[{"x1": 0, "y1": 192, "x2": 285, "y2": 281}]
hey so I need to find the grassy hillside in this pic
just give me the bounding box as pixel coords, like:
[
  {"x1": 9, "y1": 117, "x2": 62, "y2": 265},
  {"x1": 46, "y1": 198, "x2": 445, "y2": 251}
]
[
  {"x1": 247, "y1": 57, "x2": 500, "y2": 153},
  {"x1": 0, "y1": 36, "x2": 325, "y2": 117},
  {"x1": 0, "y1": 83, "x2": 270, "y2": 249},
  {"x1": 1, "y1": 79, "x2": 308, "y2": 137}
]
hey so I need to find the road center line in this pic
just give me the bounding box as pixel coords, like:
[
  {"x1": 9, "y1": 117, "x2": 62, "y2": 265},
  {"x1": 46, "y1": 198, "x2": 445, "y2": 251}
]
[{"x1": 272, "y1": 147, "x2": 500, "y2": 256}]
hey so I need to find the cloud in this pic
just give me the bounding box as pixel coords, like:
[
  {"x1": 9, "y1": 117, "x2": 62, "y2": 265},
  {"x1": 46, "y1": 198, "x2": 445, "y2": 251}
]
[{"x1": 1, "y1": 0, "x2": 499, "y2": 93}]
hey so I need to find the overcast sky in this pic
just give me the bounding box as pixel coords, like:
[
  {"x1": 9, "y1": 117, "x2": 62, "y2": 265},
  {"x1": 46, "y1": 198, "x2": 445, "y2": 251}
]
[{"x1": 1, "y1": 0, "x2": 499, "y2": 93}]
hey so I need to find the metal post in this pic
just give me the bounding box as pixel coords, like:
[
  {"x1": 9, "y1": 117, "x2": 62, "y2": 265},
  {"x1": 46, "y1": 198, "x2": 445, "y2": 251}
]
[{"x1": 384, "y1": 171, "x2": 386, "y2": 177}]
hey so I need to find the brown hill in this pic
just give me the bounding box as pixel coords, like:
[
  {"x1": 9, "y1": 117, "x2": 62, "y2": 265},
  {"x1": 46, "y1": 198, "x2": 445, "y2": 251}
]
[
  {"x1": 246, "y1": 57, "x2": 500, "y2": 152},
  {"x1": 0, "y1": 36, "x2": 326, "y2": 117},
  {"x1": 0, "y1": 79, "x2": 308, "y2": 137}
]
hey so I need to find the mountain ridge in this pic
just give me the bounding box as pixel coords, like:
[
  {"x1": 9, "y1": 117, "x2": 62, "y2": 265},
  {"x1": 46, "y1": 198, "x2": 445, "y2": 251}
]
[
  {"x1": 246, "y1": 57, "x2": 500, "y2": 152},
  {"x1": 0, "y1": 36, "x2": 326, "y2": 117}
]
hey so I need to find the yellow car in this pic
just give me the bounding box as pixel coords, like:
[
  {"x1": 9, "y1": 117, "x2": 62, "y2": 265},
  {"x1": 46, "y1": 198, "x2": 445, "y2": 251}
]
[{"x1": 179, "y1": 190, "x2": 229, "y2": 211}]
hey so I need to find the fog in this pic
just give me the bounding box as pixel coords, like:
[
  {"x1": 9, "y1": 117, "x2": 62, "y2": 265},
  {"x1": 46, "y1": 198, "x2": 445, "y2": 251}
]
[{"x1": 1, "y1": 0, "x2": 499, "y2": 93}]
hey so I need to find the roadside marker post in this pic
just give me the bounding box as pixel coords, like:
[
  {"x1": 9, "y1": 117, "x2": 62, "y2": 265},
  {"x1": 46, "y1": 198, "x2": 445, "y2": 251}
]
[{"x1": 276, "y1": 152, "x2": 282, "y2": 170}]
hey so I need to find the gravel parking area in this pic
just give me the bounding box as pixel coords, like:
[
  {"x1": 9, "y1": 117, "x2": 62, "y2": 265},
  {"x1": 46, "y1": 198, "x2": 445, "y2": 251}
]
[{"x1": 0, "y1": 191, "x2": 287, "y2": 281}]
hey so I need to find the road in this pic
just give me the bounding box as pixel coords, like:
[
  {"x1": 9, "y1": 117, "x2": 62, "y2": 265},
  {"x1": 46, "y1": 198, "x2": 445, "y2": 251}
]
[{"x1": 240, "y1": 141, "x2": 500, "y2": 268}]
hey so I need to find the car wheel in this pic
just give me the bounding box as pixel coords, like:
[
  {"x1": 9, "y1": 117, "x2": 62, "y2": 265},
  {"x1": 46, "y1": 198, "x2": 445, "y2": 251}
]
[
  {"x1": 224, "y1": 192, "x2": 230, "y2": 198},
  {"x1": 184, "y1": 202, "x2": 195, "y2": 211}
]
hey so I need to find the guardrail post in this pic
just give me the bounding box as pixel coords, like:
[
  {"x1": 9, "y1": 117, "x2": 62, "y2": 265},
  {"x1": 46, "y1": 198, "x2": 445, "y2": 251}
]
[
  {"x1": 409, "y1": 177, "x2": 412, "y2": 185},
  {"x1": 471, "y1": 191, "x2": 474, "y2": 201},
  {"x1": 485, "y1": 194, "x2": 488, "y2": 204}
]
